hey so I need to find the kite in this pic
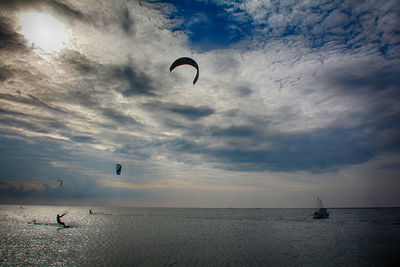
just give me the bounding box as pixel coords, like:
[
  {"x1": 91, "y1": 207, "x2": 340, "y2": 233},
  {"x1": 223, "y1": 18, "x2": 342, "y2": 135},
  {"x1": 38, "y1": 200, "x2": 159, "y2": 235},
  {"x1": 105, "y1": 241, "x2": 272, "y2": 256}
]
[
  {"x1": 116, "y1": 163, "x2": 122, "y2": 175},
  {"x1": 170, "y1": 57, "x2": 199, "y2": 85}
]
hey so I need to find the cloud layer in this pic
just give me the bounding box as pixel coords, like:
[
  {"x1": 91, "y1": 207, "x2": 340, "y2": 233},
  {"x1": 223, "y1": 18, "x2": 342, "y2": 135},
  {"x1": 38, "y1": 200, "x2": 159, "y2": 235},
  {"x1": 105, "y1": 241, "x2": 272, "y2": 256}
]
[{"x1": 0, "y1": 0, "x2": 399, "y2": 207}]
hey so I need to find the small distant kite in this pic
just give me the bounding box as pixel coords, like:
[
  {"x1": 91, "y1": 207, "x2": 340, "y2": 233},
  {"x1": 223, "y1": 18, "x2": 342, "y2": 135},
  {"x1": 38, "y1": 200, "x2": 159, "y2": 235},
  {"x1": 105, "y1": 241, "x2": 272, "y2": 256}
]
[
  {"x1": 116, "y1": 163, "x2": 122, "y2": 175},
  {"x1": 170, "y1": 57, "x2": 199, "y2": 85},
  {"x1": 57, "y1": 179, "x2": 63, "y2": 187}
]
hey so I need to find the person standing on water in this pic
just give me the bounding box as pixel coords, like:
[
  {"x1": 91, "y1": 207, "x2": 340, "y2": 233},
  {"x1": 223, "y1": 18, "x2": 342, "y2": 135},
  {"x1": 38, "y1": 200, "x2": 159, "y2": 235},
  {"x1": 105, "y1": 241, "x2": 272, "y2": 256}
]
[{"x1": 57, "y1": 213, "x2": 67, "y2": 227}]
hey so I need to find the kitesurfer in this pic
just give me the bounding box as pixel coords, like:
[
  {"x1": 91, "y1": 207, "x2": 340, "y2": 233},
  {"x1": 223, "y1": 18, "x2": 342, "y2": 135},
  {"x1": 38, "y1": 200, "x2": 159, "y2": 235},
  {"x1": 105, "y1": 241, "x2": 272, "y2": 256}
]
[{"x1": 57, "y1": 213, "x2": 67, "y2": 228}]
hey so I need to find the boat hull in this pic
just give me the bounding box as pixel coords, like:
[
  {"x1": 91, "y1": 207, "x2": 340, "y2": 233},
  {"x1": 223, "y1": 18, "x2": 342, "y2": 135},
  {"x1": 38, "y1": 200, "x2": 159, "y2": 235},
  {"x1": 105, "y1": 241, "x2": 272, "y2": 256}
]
[{"x1": 312, "y1": 210, "x2": 329, "y2": 219}]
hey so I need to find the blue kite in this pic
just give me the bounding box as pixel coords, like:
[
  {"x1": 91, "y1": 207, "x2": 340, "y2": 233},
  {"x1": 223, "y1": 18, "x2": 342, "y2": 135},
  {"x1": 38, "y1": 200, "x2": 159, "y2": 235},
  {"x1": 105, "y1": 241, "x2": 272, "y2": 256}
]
[{"x1": 116, "y1": 163, "x2": 122, "y2": 175}]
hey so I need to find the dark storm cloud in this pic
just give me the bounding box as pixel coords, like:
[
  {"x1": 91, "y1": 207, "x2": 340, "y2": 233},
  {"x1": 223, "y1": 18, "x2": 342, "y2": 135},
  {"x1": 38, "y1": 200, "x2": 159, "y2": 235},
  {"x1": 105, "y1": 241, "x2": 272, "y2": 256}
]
[
  {"x1": 166, "y1": 104, "x2": 214, "y2": 120},
  {"x1": 64, "y1": 89, "x2": 101, "y2": 110},
  {"x1": 115, "y1": 142, "x2": 151, "y2": 158},
  {"x1": 142, "y1": 101, "x2": 215, "y2": 121},
  {"x1": 61, "y1": 50, "x2": 98, "y2": 75},
  {"x1": 6, "y1": 185, "x2": 37, "y2": 197},
  {"x1": 166, "y1": 117, "x2": 400, "y2": 173},
  {"x1": 121, "y1": 7, "x2": 135, "y2": 34},
  {"x1": 0, "y1": 137, "x2": 65, "y2": 182},
  {"x1": 0, "y1": 16, "x2": 29, "y2": 52},
  {"x1": 235, "y1": 85, "x2": 253, "y2": 97},
  {"x1": 320, "y1": 62, "x2": 400, "y2": 135},
  {"x1": 0, "y1": 135, "x2": 118, "y2": 197},
  {"x1": 211, "y1": 125, "x2": 256, "y2": 138},
  {"x1": 101, "y1": 107, "x2": 139, "y2": 126},
  {"x1": 323, "y1": 63, "x2": 400, "y2": 95},
  {"x1": 209, "y1": 128, "x2": 376, "y2": 172},
  {"x1": 112, "y1": 64, "x2": 157, "y2": 96},
  {"x1": 0, "y1": 107, "x2": 26, "y2": 117},
  {"x1": 54, "y1": 89, "x2": 140, "y2": 130},
  {"x1": 0, "y1": 93, "x2": 65, "y2": 114},
  {"x1": 0, "y1": 65, "x2": 15, "y2": 82},
  {"x1": 60, "y1": 51, "x2": 157, "y2": 98},
  {"x1": 69, "y1": 135, "x2": 95, "y2": 144},
  {"x1": 0, "y1": 115, "x2": 67, "y2": 134}
]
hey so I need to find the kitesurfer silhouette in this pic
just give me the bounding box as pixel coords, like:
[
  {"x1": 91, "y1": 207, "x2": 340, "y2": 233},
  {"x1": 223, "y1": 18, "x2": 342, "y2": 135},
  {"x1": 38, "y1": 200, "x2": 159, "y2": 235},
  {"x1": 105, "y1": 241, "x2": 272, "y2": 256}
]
[{"x1": 57, "y1": 213, "x2": 67, "y2": 227}]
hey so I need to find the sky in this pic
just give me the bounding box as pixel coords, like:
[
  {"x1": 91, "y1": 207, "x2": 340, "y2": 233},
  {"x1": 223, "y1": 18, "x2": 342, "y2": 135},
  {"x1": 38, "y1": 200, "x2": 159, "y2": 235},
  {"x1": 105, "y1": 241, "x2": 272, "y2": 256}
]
[{"x1": 0, "y1": 0, "x2": 399, "y2": 208}]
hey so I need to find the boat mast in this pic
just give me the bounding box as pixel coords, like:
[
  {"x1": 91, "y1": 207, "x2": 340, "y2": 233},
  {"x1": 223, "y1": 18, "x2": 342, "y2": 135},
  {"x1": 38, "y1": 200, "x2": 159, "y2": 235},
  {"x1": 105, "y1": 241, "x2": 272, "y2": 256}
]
[{"x1": 317, "y1": 196, "x2": 323, "y2": 209}]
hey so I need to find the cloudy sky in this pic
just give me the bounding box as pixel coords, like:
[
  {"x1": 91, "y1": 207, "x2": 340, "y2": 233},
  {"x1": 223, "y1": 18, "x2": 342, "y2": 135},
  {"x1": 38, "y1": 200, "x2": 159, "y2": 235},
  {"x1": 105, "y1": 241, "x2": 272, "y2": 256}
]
[{"x1": 0, "y1": 0, "x2": 399, "y2": 208}]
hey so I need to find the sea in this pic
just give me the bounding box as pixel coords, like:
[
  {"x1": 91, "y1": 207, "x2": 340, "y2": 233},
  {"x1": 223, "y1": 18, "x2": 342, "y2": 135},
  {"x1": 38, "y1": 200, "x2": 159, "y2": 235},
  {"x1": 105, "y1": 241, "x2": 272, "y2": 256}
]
[{"x1": 1, "y1": 205, "x2": 399, "y2": 266}]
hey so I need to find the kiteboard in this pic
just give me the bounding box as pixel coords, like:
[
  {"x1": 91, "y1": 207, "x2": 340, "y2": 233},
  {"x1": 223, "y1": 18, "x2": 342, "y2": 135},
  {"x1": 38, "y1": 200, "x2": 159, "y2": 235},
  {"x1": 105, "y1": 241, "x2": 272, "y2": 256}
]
[{"x1": 27, "y1": 220, "x2": 73, "y2": 228}]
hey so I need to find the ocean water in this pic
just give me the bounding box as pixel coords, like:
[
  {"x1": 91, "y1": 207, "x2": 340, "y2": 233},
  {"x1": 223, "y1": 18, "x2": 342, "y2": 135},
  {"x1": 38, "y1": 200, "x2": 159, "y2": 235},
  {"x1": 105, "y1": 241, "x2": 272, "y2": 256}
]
[{"x1": 1, "y1": 205, "x2": 399, "y2": 266}]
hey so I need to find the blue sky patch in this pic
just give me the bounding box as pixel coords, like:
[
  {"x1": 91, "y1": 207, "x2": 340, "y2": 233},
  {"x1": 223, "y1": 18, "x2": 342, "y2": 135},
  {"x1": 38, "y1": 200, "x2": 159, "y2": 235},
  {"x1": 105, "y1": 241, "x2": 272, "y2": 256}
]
[{"x1": 153, "y1": 0, "x2": 252, "y2": 51}]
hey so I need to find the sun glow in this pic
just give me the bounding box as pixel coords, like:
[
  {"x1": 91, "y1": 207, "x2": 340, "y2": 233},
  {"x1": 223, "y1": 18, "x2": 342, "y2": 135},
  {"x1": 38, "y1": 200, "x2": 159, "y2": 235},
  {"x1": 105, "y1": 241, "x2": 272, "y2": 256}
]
[{"x1": 18, "y1": 12, "x2": 70, "y2": 52}]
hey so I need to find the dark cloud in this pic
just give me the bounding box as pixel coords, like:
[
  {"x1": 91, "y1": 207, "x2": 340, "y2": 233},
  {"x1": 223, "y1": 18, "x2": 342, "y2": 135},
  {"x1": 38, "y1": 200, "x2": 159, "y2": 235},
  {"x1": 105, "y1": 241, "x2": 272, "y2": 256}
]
[
  {"x1": 166, "y1": 104, "x2": 215, "y2": 120},
  {"x1": 52, "y1": 89, "x2": 140, "y2": 130},
  {"x1": 236, "y1": 85, "x2": 253, "y2": 97},
  {"x1": 0, "y1": 93, "x2": 65, "y2": 113},
  {"x1": 61, "y1": 50, "x2": 98, "y2": 75},
  {"x1": 0, "y1": 135, "x2": 106, "y2": 187},
  {"x1": 115, "y1": 142, "x2": 150, "y2": 158},
  {"x1": 0, "y1": 115, "x2": 67, "y2": 135},
  {"x1": 101, "y1": 107, "x2": 139, "y2": 126},
  {"x1": 142, "y1": 101, "x2": 215, "y2": 121},
  {"x1": 320, "y1": 62, "x2": 400, "y2": 131},
  {"x1": 69, "y1": 135, "x2": 95, "y2": 144},
  {"x1": 112, "y1": 64, "x2": 157, "y2": 96},
  {"x1": 0, "y1": 65, "x2": 15, "y2": 82},
  {"x1": 0, "y1": 107, "x2": 26, "y2": 117},
  {"x1": 0, "y1": 137, "x2": 57, "y2": 182},
  {"x1": 60, "y1": 53, "x2": 156, "y2": 102},
  {"x1": 6, "y1": 185, "x2": 37, "y2": 197},
  {"x1": 121, "y1": 7, "x2": 135, "y2": 34},
  {"x1": 324, "y1": 64, "x2": 400, "y2": 95},
  {"x1": 0, "y1": 16, "x2": 29, "y2": 52},
  {"x1": 211, "y1": 125, "x2": 256, "y2": 138},
  {"x1": 64, "y1": 89, "x2": 100, "y2": 109},
  {"x1": 166, "y1": 118, "x2": 400, "y2": 172}
]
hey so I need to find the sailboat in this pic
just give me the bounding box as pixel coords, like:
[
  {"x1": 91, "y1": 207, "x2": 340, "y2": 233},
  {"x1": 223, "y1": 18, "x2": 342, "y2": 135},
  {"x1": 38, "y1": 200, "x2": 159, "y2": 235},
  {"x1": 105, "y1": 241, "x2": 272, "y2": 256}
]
[{"x1": 312, "y1": 197, "x2": 329, "y2": 219}]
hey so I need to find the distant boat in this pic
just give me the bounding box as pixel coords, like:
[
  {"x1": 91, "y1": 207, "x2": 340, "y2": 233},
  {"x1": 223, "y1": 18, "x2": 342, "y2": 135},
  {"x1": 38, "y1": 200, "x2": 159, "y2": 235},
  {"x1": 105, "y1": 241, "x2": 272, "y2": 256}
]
[{"x1": 312, "y1": 197, "x2": 329, "y2": 219}]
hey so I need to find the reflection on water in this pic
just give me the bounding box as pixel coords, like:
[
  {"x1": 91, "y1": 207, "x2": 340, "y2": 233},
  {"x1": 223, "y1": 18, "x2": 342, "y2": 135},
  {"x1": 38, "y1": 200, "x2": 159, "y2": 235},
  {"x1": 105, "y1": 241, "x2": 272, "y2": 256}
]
[{"x1": 1, "y1": 206, "x2": 399, "y2": 266}]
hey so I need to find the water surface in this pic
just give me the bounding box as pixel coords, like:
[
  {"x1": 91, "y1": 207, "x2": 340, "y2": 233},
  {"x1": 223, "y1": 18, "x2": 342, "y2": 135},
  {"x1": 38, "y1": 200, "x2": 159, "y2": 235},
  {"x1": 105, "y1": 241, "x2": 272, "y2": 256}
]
[{"x1": 1, "y1": 206, "x2": 399, "y2": 266}]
